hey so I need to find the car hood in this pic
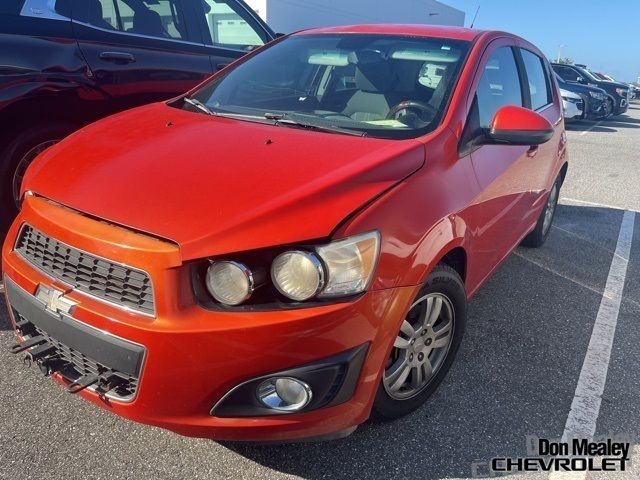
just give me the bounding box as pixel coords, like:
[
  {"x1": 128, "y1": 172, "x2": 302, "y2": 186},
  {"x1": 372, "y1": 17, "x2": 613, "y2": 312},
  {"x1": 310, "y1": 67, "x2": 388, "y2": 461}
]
[
  {"x1": 23, "y1": 103, "x2": 425, "y2": 261},
  {"x1": 560, "y1": 82, "x2": 607, "y2": 96}
]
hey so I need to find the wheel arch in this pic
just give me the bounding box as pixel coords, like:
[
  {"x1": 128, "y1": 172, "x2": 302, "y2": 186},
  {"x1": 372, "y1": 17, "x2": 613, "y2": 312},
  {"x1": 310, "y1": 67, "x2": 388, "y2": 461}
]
[{"x1": 558, "y1": 161, "x2": 569, "y2": 186}]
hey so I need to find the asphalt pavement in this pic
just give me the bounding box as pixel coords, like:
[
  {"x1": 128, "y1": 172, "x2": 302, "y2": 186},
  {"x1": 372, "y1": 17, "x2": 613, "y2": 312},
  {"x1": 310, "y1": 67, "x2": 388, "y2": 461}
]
[{"x1": 1, "y1": 105, "x2": 639, "y2": 480}]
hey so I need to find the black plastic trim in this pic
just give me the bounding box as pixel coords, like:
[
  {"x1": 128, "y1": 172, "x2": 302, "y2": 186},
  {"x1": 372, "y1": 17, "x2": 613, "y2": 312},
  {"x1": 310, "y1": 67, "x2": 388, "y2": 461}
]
[
  {"x1": 212, "y1": 343, "x2": 370, "y2": 418},
  {"x1": 5, "y1": 277, "x2": 144, "y2": 377}
]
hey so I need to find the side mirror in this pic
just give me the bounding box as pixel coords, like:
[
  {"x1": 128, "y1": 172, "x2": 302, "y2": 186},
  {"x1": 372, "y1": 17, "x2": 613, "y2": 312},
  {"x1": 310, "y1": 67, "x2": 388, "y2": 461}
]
[
  {"x1": 486, "y1": 105, "x2": 554, "y2": 146},
  {"x1": 576, "y1": 76, "x2": 586, "y2": 84}
]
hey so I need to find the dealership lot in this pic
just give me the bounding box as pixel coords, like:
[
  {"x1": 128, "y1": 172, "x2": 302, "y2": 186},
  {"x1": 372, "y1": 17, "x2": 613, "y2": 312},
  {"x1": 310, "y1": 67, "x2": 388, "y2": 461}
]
[{"x1": 1, "y1": 106, "x2": 639, "y2": 480}]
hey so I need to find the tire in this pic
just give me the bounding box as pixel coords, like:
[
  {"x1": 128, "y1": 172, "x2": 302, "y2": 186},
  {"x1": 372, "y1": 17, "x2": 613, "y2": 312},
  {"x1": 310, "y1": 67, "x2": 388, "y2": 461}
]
[
  {"x1": 371, "y1": 264, "x2": 467, "y2": 421},
  {"x1": 0, "y1": 123, "x2": 73, "y2": 232},
  {"x1": 521, "y1": 174, "x2": 561, "y2": 248},
  {"x1": 605, "y1": 98, "x2": 614, "y2": 118}
]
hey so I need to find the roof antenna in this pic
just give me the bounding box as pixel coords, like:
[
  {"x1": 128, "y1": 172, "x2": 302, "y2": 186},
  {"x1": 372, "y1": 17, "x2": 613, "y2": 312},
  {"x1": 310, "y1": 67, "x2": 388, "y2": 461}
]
[{"x1": 470, "y1": 5, "x2": 481, "y2": 28}]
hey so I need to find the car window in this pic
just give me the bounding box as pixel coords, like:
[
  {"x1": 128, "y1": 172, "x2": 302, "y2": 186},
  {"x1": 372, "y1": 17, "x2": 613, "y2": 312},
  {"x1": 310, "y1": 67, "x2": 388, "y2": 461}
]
[
  {"x1": 85, "y1": 0, "x2": 187, "y2": 41},
  {"x1": 199, "y1": 0, "x2": 264, "y2": 49},
  {"x1": 554, "y1": 65, "x2": 580, "y2": 82},
  {"x1": 520, "y1": 49, "x2": 552, "y2": 110},
  {"x1": 476, "y1": 47, "x2": 523, "y2": 128}
]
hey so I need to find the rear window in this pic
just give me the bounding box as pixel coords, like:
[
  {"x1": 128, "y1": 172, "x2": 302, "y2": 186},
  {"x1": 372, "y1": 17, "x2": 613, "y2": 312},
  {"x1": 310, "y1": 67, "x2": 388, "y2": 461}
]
[{"x1": 521, "y1": 49, "x2": 552, "y2": 110}]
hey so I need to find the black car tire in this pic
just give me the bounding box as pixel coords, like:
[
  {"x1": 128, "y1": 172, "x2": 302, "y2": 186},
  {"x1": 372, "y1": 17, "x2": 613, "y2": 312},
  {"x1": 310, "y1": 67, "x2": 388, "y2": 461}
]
[
  {"x1": 521, "y1": 174, "x2": 561, "y2": 248},
  {"x1": 605, "y1": 97, "x2": 615, "y2": 118},
  {"x1": 0, "y1": 123, "x2": 73, "y2": 232},
  {"x1": 371, "y1": 264, "x2": 467, "y2": 421}
]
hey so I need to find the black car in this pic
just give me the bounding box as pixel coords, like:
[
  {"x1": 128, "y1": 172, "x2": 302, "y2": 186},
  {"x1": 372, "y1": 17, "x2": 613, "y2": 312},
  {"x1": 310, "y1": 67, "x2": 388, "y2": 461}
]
[
  {"x1": 552, "y1": 63, "x2": 629, "y2": 116},
  {"x1": 555, "y1": 73, "x2": 610, "y2": 120},
  {"x1": 0, "y1": 0, "x2": 275, "y2": 233}
]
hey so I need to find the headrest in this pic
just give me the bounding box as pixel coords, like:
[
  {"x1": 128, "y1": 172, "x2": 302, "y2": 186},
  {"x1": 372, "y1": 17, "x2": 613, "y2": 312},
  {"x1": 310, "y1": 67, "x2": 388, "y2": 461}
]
[{"x1": 349, "y1": 50, "x2": 394, "y2": 93}]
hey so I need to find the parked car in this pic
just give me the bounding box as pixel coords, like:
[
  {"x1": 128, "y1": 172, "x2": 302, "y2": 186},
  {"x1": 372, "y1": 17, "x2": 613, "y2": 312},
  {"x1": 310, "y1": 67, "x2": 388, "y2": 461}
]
[
  {"x1": 591, "y1": 71, "x2": 615, "y2": 82},
  {"x1": 588, "y1": 70, "x2": 637, "y2": 100},
  {"x1": 555, "y1": 73, "x2": 610, "y2": 119},
  {"x1": 561, "y1": 89, "x2": 584, "y2": 121},
  {"x1": 552, "y1": 63, "x2": 629, "y2": 116},
  {"x1": 0, "y1": 0, "x2": 275, "y2": 234},
  {"x1": 3, "y1": 25, "x2": 567, "y2": 442}
]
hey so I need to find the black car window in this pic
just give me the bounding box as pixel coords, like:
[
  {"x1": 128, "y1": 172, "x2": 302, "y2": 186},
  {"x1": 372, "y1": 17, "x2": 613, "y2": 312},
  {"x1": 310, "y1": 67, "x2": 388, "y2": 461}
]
[
  {"x1": 520, "y1": 49, "x2": 552, "y2": 110},
  {"x1": 198, "y1": 0, "x2": 265, "y2": 49},
  {"x1": 84, "y1": 0, "x2": 188, "y2": 41},
  {"x1": 554, "y1": 65, "x2": 580, "y2": 82},
  {"x1": 476, "y1": 47, "x2": 523, "y2": 128}
]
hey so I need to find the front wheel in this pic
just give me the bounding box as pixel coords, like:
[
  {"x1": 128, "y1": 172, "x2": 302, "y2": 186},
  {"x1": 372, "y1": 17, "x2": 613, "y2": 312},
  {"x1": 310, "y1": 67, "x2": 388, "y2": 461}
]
[
  {"x1": 371, "y1": 264, "x2": 467, "y2": 420},
  {"x1": 605, "y1": 98, "x2": 615, "y2": 118}
]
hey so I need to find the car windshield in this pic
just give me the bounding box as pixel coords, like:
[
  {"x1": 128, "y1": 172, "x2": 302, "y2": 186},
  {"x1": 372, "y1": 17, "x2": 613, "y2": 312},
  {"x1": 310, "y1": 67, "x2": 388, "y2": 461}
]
[{"x1": 187, "y1": 34, "x2": 470, "y2": 139}]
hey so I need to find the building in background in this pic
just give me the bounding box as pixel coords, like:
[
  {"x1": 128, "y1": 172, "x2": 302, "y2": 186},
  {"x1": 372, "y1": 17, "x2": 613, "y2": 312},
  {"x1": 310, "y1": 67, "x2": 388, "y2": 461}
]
[{"x1": 244, "y1": 0, "x2": 465, "y2": 34}]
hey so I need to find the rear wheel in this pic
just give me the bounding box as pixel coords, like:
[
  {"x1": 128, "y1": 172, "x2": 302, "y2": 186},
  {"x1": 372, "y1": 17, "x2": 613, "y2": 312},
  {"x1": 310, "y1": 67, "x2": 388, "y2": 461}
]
[
  {"x1": 371, "y1": 264, "x2": 467, "y2": 420},
  {"x1": 0, "y1": 123, "x2": 73, "y2": 232},
  {"x1": 521, "y1": 175, "x2": 561, "y2": 248}
]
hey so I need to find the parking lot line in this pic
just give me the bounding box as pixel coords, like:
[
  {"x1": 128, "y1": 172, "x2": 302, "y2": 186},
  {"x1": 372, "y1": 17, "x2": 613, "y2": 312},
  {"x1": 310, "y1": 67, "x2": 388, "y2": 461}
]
[
  {"x1": 551, "y1": 210, "x2": 635, "y2": 480},
  {"x1": 578, "y1": 120, "x2": 604, "y2": 136},
  {"x1": 561, "y1": 197, "x2": 640, "y2": 214}
]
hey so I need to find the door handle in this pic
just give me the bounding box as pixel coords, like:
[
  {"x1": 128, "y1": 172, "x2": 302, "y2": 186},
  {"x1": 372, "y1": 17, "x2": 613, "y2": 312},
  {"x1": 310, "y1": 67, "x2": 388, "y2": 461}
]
[
  {"x1": 527, "y1": 146, "x2": 539, "y2": 158},
  {"x1": 99, "y1": 51, "x2": 136, "y2": 63},
  {"x1": 216, "y1": 63, "x2": 229, "y2": 71}
]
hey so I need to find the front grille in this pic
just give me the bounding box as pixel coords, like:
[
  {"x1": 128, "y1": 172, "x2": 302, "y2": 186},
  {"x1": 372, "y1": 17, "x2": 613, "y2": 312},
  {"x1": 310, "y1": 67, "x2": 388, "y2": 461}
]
[
  {"x1": 14, "y1": 311, "x2": 139, "y2": 400},
  {"x1": 15, "y1": 225, "x2": 155, "y2": 315}
]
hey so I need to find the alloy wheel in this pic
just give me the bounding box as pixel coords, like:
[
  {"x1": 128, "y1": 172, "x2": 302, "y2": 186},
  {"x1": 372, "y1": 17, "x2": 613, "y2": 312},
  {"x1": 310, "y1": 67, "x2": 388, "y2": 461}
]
[
  {"x1": 383, "y1": 293, "x2": 455, "y2": 400},
  {"x1": 12, "y1": 140, "x2": 59, "y2": 208}
]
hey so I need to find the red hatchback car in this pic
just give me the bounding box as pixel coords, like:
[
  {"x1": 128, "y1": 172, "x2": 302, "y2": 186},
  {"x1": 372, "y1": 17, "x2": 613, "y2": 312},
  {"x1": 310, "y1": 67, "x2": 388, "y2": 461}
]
[{"x1": 3, "y1": 25, "x2": 567, "y2": 442}]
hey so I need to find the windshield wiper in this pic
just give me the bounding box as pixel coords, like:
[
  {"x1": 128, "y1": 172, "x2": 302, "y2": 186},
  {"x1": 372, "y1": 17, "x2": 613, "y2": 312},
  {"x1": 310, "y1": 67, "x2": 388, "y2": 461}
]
[
  {"x1": 184, "y1": 96, "x2": 214, "y2": 116},
  {"x1": 264, "y1": 112, "x2": 367, "y2": 137}
]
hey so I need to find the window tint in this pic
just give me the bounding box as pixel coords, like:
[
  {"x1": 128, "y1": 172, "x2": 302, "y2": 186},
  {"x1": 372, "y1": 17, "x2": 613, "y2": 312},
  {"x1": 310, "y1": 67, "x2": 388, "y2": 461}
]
[
  {"x1": 0, "y1": 0, "x2": 23, "y2": 15},
  {"x1": 521, "y1": 49, "x2": 551, "y2": 110},
  {"x1": 554, "y1": 65, "x2": 580, "y2": 82},
  {"x1": 85, "y1": 0, "x2": 187, "y2": 41},
  {"x1": 200, "y1": 0, "x2": 264, "y2": 49},
  {"x1": 476, "y1": 47, "x2": 523, "y2": 128}
]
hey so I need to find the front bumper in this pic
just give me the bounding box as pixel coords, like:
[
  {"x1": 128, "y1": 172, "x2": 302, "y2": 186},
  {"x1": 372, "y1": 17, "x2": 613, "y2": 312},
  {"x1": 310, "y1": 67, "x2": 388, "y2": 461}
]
[
  {"x1": 2, "y1": 196, "x2": 417, "y2": 442},
  {"x1": 614, "y1": 97, "x2": 628, "y2": 114},
  {"x1": 584, "y1": 97, "x2": 608, "y2": 119}
]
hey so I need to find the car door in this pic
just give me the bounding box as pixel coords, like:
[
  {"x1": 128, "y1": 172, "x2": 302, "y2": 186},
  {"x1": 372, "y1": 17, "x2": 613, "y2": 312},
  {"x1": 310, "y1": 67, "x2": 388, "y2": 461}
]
[
  {"x1": 459, "y1": 42, "x2": 538, "y2": 285},
  {"x1": 517, "y1": 48, "x2": 562, "y2": 203},
  {"x1": 192, "y1": 0, "x2": 275, "y2": 72},
  {"x1": 71, "y1": 0, "x2": 214, "y2": 114}
]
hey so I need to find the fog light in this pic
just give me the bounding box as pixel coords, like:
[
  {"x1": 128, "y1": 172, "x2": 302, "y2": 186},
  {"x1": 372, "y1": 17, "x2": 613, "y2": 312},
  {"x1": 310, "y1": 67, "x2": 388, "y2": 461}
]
[{"x1": 257, "y1": 377, "x2": 312, "y2": 412}]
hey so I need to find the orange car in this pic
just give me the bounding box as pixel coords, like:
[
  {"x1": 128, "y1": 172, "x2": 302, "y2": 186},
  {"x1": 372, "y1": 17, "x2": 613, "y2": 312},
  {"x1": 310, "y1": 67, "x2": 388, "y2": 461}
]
[{"x1": 3, "y1": 25, "x2": 567, "y2": 442}]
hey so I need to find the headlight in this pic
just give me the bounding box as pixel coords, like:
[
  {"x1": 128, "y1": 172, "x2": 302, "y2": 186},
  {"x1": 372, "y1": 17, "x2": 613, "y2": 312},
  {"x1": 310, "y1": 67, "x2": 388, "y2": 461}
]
[
  {"x1": 589, "y1": 91, "x2": 605, "y2": 100},
  {"x1": 316, "y1": 232, "x2": 380, "y2": 297},
  {"x1": 271, "y1": 231, "x2": 380, "y2": 302},
  {"x1": 206, "y1": 261, "x2": 254, "y2": 306},
  {"x1": 271, "y1": 251, "x2": 325, "y2": 301},
  {"x1": 202, "y1": 231, "x2": 380, "y2": 306}
]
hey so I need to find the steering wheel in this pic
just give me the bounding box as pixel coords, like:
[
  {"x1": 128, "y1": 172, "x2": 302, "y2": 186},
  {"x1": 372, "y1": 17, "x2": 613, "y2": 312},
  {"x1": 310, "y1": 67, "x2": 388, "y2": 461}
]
[{"x1": 387, "y1": 101, "x2": 437, "y2": 125}]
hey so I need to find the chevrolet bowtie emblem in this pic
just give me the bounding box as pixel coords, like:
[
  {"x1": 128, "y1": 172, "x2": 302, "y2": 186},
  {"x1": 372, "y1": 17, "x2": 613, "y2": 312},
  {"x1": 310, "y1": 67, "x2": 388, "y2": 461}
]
[{"x1": 35, "y1": 285, "x2": 76, "y2": 316}]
